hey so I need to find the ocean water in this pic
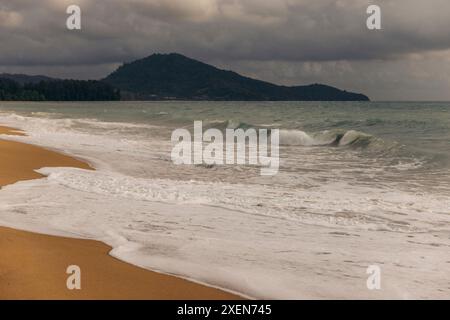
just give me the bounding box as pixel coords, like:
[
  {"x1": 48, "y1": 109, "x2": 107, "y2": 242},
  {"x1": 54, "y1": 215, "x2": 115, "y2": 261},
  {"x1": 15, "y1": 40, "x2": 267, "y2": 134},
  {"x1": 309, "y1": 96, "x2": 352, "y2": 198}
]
[{"x1": 0, "y1": 101, "x2": 449, "y2": 299}]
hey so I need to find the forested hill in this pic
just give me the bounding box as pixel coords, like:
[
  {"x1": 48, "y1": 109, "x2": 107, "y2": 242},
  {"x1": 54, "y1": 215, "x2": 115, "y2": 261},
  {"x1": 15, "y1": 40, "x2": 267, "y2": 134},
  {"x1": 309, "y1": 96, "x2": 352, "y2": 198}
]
[
  {"x1": 0, "y1": 53, "x2": 369, "y2": 101},
  {"x1": 0, "y1": 78, "x2": 120, "y2": 101},
  {"x1": 103, "y1": 53, "x2": 370, "y2": 101},
  {"x1": 0, "y1": 73, "x2": 57, "y2": 85}
]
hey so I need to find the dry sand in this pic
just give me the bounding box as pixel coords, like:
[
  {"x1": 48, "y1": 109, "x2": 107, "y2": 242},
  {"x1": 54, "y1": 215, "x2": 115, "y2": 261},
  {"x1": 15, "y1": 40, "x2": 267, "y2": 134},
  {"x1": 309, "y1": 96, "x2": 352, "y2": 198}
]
[{"x1": 0, "y1": 126, "x2": 241, "y2": 300}]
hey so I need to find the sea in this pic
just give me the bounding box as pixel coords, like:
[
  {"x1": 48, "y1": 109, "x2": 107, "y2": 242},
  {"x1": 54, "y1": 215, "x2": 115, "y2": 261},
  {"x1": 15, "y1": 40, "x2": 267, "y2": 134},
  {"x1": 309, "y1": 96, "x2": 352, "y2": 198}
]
[{"x1": 0, "y1": 101, "x2": 449, "y2": 299}]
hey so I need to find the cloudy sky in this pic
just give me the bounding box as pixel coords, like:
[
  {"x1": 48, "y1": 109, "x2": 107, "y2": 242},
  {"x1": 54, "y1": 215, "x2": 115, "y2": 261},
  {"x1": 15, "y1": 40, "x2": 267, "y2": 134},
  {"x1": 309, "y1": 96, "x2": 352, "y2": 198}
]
[{"x1": 1, "y1": 0, "x2": 450, "y2": 100}]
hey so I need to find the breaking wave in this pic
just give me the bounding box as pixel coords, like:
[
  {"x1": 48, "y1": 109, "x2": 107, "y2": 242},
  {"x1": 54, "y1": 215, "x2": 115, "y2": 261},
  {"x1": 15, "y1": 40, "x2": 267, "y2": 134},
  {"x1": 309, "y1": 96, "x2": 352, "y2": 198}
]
[
  {"x1": 279, "y1": 129, "x2": 389, "y2": 149},
  {"x1": 200, "y1": 119, "x2": 405, "y2": 157}
]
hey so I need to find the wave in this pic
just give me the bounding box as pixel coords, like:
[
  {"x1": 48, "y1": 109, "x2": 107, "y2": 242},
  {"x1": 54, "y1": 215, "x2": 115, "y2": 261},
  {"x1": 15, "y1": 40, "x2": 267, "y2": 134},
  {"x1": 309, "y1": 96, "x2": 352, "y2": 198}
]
[
  {"x1": 326, "y1": 117, "x2": 435, "y2": 129},
  {"x1": 199, "y1": 119, "x2": 442, "y2": 168},
  {"x1": 279, "y1": 129, "x2": 334, "y2": 146},
  {"x1": 279, "y1": 129, "x2": 387, "y2": 149},
  {"x1": 5, "y1": 111, "x2": 412, "y2": 160},
  {"x1": 0, "y1": 111, "x2": 162, "y2": 134},
  {"x1": 338, "y1": 130, "x2": 381, "y2": 148},
  {"x1": 0, "y1": 111, "x2": 433, "y2": 168},
  {"x1": 203, "y1": 119, "x2": 256, "y2": 131},
  {"x1": 201, "y1": 120, "x2": 400, "y2": 155}
]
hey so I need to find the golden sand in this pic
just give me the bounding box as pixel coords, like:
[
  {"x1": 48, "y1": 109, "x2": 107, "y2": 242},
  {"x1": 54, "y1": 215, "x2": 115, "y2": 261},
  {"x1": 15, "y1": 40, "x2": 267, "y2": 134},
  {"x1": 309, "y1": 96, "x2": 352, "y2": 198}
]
[
  {"x1": 0, "y1": 126, "x2": 240, "y2": 300},
  {"x1": 0, "y1": 126, "x2": 92, "y2": 186}
]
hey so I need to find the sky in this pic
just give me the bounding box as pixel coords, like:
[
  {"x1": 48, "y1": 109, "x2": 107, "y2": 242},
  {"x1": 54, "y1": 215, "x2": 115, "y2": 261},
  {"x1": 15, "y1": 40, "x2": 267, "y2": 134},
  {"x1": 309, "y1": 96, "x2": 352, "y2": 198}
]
[{"x1": 1, "y1": 0, "x2": 450, "y2": 100}]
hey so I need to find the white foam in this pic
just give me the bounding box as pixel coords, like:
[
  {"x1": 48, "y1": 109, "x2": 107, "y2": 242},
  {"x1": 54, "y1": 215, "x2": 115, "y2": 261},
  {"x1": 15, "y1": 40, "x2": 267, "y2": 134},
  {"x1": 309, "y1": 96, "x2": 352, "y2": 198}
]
[
  {"x1": 280, "y1": 129, "x2": 334, "y2": 146},
  {"x1": 1, "y1": 111, "x2": 450, "y2": 298}
]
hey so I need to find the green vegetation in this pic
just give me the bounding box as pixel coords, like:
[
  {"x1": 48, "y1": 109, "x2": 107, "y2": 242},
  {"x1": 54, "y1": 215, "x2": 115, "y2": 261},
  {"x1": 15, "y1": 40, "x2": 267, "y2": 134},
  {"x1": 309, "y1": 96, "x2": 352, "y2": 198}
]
[
  {"x1": 103, "y1": 53, "x2": 369, "y2": 101},
  {"x1": 0, "y1": 78, "x2": 120, "y2": 101},
  {"x1": 0, "y1": 78, "x2": 43, "y2": 101},
  {"x1": 1, "y1": 53, "x2": 369, "y2": 101}
]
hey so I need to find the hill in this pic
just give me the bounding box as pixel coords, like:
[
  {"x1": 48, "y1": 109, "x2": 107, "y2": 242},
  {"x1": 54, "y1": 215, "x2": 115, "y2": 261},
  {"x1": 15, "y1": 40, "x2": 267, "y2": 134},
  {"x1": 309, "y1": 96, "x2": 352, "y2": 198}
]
[
  {"x1": 0, "y1": 73, "x2": 57, "y2": 85},
  {"x1": 103, "y1": 53, "x2": 369, "y2": 101}
]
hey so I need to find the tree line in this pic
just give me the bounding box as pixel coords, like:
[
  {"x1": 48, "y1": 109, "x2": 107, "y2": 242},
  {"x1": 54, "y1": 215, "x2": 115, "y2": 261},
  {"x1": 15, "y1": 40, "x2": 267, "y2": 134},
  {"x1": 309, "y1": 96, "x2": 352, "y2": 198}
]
[{"x1": 0, "y1": 78, "x2": 120, "y2": 101}]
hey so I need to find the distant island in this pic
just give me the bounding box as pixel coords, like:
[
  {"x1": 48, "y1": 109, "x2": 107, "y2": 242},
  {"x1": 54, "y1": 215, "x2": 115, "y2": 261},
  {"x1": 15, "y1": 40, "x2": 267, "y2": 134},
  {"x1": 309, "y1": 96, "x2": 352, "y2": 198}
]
[
  {"x1": 104, "y1": 53, "x2": 369, "y2": 101},
  {"x1": 0, "y1": 53, "x2": 369, "y2": 101}
]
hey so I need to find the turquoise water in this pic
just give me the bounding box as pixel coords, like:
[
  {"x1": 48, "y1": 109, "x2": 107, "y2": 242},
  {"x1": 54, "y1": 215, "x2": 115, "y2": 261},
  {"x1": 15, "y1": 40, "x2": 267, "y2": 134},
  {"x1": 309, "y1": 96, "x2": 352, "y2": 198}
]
[{"x1": 1, "y1": 100, "x2": 449, "y2": 167}]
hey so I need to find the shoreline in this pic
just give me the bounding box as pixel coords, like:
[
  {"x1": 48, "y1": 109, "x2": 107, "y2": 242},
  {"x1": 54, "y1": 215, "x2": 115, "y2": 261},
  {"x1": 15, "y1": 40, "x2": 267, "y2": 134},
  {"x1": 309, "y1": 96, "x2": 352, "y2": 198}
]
[{"x1": 0, "y1": 125, "x2": 242, "y2": 300}]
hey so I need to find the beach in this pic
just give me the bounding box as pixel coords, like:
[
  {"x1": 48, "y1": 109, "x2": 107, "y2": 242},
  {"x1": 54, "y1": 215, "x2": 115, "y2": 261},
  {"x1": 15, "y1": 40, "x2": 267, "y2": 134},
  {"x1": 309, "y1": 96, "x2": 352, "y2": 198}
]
[
  {"x1": 0, "y1": 125, "x2": 240, "y2": 300},
  {"x1": 0, "y1": 102, "x2": 449, "y2": 299}
]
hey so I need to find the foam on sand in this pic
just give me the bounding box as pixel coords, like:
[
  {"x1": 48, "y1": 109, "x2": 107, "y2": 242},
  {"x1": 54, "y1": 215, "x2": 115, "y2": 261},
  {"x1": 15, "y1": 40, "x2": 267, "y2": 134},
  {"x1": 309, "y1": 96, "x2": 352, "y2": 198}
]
[
  {"x1": 0, "y1": 127, "x2": 241, "y2": 299},
  {"x1": 0, "y1": 109, "x2": 449, "y2": 299}
]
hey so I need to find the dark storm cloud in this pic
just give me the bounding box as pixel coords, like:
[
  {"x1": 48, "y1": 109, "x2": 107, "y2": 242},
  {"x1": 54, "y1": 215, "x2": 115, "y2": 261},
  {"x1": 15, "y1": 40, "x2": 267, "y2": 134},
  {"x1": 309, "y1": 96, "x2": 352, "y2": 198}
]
[{"x1": 1, "y1": 0, "x2": 450, "y2": 99}]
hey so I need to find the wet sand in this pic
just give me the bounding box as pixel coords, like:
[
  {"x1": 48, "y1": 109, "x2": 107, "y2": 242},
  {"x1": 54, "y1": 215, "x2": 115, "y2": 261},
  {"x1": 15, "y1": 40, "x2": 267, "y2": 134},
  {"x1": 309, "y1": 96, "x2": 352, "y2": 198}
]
[{"x1": 0, "y1": 126, "x2": 241, "y2": 299}]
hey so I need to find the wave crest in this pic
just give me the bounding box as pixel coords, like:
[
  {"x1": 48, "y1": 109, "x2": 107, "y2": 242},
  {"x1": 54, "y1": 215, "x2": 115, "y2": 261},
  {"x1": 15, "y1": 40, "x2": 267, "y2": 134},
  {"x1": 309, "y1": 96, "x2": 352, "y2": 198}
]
[{"x1": 279, "y1": 129, "x2": 390, "y2": 151}]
